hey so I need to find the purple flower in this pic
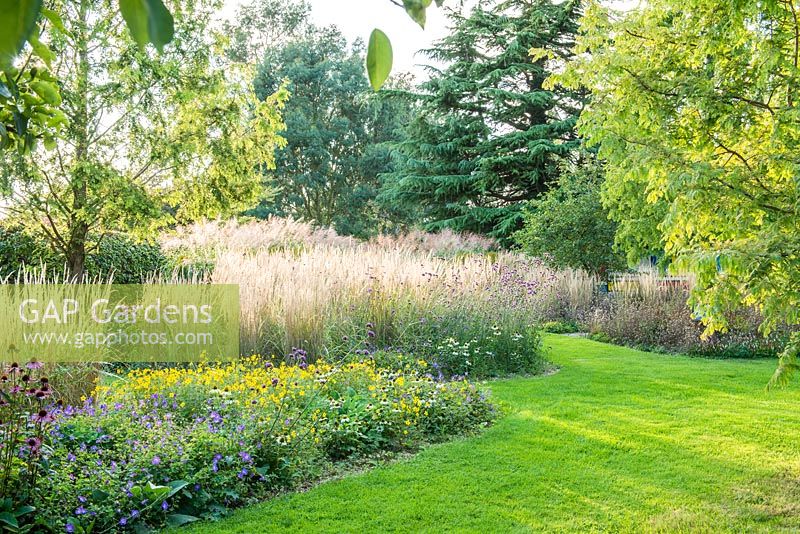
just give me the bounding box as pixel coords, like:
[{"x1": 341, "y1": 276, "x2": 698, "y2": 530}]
[
  {"x1": 32, "y1": 409, "x2": 53, "y2": 423},
  {"x1": 151, "y1": 456, "x2": 161, "y2": 465},
  {"x1": 119, "y1": 517, "x2": 128, "y2": 526},
  {"x1": 367, "y1": 330, "x2": 376, "y2": 338},
  {"x1": 161, "y1": 501, "x2": 169, "y2": 511},
  {"x1": 25, "y1": 436, "x2": 42, "y2": 452},
  {"x1": 65, "y1": 524, "x2": 75, "y2": 533},
  {"x1": 75, "y1": 506, "x2": 87, "y2": 515},
  {"x1": 26, "y1": 360, "x2": 44, "y2": 370},
  {"x1": 239, "y1": 451, "x2": 252, "y2": 463},
  {"x1": 130, "y1": 510, "x2": 140, "y2": 518}
]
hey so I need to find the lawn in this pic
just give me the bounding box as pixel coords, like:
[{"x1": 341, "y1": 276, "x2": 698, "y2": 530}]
[{"x1": 181, "y1": 335, "x2": 800, "y2": 533}]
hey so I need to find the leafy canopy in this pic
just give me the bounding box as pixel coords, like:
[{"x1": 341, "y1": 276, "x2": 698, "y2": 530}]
[
  {"x1": 555, "y1": 0, "x2": 800, "y2": 382},
  {"x1": 1, "y1": 0, "x2": 287, "y2": 278},
  {"x1": 381, "y1": 0, "x2": 586, "y2": 242},
  {"x1": 515, "y1": 158, "x2": 625, "y2": 277},
  {"x1": 250, "y1": 20, "x2": 412, "y2": 237}
]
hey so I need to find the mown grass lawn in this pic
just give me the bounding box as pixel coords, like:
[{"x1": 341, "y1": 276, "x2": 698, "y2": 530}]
[{"x1": 180, "y1": 335, "x2": 800, "y2": 533}]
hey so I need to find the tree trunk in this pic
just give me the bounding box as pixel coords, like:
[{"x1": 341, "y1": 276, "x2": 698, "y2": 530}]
[
  {"x1": 65, "y1": 225, "x2": 88, "y2": 282},
  {"x1": 67, "y1": 0, "x2": 90, "y2": 282}
]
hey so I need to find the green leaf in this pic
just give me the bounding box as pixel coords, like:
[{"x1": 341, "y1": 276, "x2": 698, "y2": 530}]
[
  {"x1": 403, "y1": 0, "x2": 430, "y2": 28},
  {"x1": 144, "y1": 0, "x2": 174, "y2": 52},
  {"x1": 30, "y1": 80, "x2": 61, "y2": 105},
  {"x1": 119, "y1": 0, "x2": 149, "y2": 47},
  {"x1": 0, "y1": 511, "x2": 19, "y2": 529},
  {"x1": 13, "y1": 505, "x2": 35, "y2": 516},
  {"x1": 41, "y1": 8, "x2": 69, "y2": 37},
  {"x1": 119, "y1": 0, "x2": 174, "y2": 52},
  {"x1": 165, "y1": 479, "x2": 189, "y2": 499},
  {"x1": 0, "y1": 82, "x2": 10, "y2": 99},
  {"x1": 366, "y1": 29, "x2": 393, "y2": 91},
  {"x1": 90, "y1": 489, "x2": 110, "y2": 502},
  {"x1": 166, "y1": 514, "x2": 200, "y2": 527},
  {"x1": 0, "y1": 0, "x2": 43, "y2": 68},
  {"x1": 28, "y1": 29, "x2": 55, "y2": 69},
  {"x1": 145, "y1": 481, "x2": 171, "y2": 499}
]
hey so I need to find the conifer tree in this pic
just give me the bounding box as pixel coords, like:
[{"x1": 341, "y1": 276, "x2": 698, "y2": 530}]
[{"x1": 381, "y1": 0, "x2": 586, "y2": 241}]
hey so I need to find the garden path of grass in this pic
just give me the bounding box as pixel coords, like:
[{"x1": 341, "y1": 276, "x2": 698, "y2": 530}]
[{"x1": 182, "y1": 335, "x2": 800, "y2": 533}]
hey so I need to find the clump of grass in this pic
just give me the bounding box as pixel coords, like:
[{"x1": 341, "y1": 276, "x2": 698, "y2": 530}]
[{"x1": 207, "y1": 244, "x2": 546, "y2": 376}]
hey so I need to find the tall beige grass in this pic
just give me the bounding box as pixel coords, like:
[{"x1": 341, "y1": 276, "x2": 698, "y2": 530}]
[
  {"x1": 210, "y1": 244, "x2": 504, "y2": 356},
  {"x1": 161, "y1": 218, "x2": 497, "y2": 256}
]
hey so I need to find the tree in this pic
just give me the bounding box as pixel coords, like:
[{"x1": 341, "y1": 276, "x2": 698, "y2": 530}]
[
  {"x1": 250, "y1": 24, "x2": 412, "y2": 237},
  {"x1": 0, "y1": 0, "x2": 444, "y2": 154},
  {"x1": 380, "y1": 0, "x2": 586, "y2": 242},
  {"x1": 514, "y1": 158, "x2": 625, "y2": 277},
  {"x1": 224, "y1": 0, "x2": 312, "y2": 63},
  {"x1": 0, "y1": 0, "x2": 287, "y2": 279},
  {"x1": 556, "y1": 0, "x2": 800, "y2": 382}
]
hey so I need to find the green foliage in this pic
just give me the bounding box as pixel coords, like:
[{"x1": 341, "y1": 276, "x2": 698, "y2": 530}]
[
  {"x1": 84, "y1": 235, "x2": 168, "y2": 283},
  {"x1": 541, "y1": 320, "x2": 580, "y2": 334},
  {"x1": 555, "y1": 0, "x2": 800, "y2": 381},
  {"x1": 586, "y1": 285, "x2": 789, "y2": 359},
  {"x1": 1, "y1": 0, "x2": 287, "y2": 279},
  {"x1": 368, "y1": 0, "x2": 445, "y2": 90},
  {"x1": 0, "y1": 0, "x2": 173, "y2": 63},
  {"x1": 514, "y1": 159, "x2": 626, "y2": 276},
  {"x1": 249, "y1": 22, "x2": 412, "y2": 237},
  {"x1": 9, "y1": 359, "x2": 495, "y2": 531},
  {"x1": 380, "y1": 0, "x2": 586, "y2": 242},
  {"x1": 0, "y1": 32, "x2": 67, "y2": 154},
  {"x1": 0, "y1": 226, "x2": 55, "y2": 278},
  {"x1": 0, "y1": 226, "x2": 168, "y2": 282},
  {"x1": 0, "y1": 0, "x2": 174, "y2": 155}
]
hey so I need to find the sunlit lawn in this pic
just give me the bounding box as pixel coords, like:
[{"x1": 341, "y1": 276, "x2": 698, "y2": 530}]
[{"x1": 181, "y1": 335, "x2": 800, "y2": 533}]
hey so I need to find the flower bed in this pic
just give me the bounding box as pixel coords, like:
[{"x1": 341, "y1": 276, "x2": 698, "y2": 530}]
[{"x1": 1, "y1": 358, "x2": 495, "y2": 532}]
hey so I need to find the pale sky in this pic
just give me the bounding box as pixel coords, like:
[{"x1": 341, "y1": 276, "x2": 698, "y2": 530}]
[
  {"x1": 220, "y1": 0, "x2": 640, "y2": 79},
  {"x1": 220, "y1": 0, "x2": 469, "y2": 78}
]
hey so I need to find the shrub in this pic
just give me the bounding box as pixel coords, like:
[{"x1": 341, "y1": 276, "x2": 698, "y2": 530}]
[
  {"x1": 0, "y1": 227, "x2": 168, "y2": 283},
  {"x1": 0, "y1": 226, "x2": 58, "y2": 278},
  {"x1": 541, "y1": 320, "x2": 581, "y2": 334},
  {"x1": 514, "y1": 163, "x2": 627, "y2": 278},
  {"x1": 587, "y1": 279, "x2": 789, "y2": 358},
  {"x1": 11, "y1": 358, "x2": 495, "y2": 532},
  {"x1": 85, "y1": 234, "x2": 169, "y2": 283}
]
